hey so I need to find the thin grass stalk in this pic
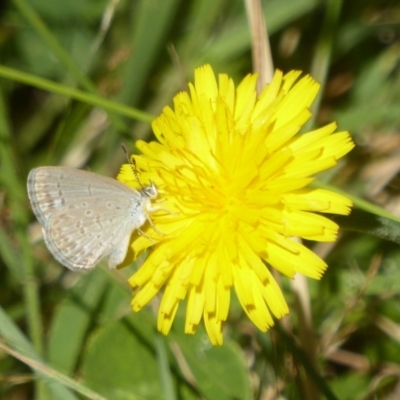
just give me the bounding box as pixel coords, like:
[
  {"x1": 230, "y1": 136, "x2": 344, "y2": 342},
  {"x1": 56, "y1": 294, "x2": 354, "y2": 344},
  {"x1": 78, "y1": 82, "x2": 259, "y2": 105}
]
[
  {"x1": 11, "y1": 0, "x2": 127, "y2": 132},
  {"x1": 0, "y1": 88, "x2": 47, "y2": 398},
  {"x1": 306, "y1": 0, "x2": 344, "y2": 130}
]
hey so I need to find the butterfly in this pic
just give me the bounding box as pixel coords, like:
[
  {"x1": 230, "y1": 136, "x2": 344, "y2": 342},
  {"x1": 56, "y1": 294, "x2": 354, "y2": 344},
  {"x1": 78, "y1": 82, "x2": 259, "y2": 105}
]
[{"x1": 27, "y1": 166, "x2": 158, "y2": 271}]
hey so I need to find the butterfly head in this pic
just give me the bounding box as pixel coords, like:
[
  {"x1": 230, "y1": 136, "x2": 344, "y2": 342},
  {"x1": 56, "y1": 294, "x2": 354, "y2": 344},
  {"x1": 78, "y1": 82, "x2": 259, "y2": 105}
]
[{"x1": 142, "y1": 182, "x2": 158, "y2": 199}]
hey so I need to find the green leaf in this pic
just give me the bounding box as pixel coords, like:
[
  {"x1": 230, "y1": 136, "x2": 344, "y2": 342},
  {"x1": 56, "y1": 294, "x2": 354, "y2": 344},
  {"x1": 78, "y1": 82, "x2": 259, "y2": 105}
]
[
  {"x1": 169, "y1": 316, "x2": 252, "y2": 400},
  {"x1": 330, "y1": 373, "x2": 369, "y2": 400},
  {"x1": 81, "y1": 314, "x2": 164, "y2": 400},
  {"x1": 330, "y1": 209, "x2": 400, "y2": 245},
  {"x1": 47, "y1": 268, "x2": 110, "y2": 374},
  {"x1": 117, "y1": 0, "x2": 181, "y2": 107}
]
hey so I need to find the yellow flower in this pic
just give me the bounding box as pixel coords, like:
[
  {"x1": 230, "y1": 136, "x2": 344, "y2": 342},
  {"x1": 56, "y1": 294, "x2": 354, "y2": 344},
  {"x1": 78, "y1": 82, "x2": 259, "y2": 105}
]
[{"x1": 118, "y1": 64, "x2": 354, "y2": 345}]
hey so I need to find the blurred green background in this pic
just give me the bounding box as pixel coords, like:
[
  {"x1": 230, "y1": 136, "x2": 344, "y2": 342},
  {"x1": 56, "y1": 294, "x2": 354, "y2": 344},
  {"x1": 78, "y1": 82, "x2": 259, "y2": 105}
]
[{"x1": 1, "y1": 0, "x2": 400, "y2": 399}]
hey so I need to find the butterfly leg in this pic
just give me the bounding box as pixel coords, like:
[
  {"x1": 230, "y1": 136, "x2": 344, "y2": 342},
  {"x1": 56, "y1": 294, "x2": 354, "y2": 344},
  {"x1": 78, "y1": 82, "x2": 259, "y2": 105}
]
[
  {"x1": 144, "y1": 216, "x2": 165, "y2": 237},
  {"x1": 145, "y1": 203, "x2": 174, "y2": 236},
  {"x1": 137, "y1": 228, "x2": 156, "y2": 244}
]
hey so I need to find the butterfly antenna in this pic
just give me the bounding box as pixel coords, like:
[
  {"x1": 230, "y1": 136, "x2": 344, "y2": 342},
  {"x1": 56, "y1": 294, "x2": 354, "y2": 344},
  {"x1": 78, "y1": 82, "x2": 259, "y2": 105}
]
[{"x1": 121, "y1": 144, "x2": 145, "y2": 190}]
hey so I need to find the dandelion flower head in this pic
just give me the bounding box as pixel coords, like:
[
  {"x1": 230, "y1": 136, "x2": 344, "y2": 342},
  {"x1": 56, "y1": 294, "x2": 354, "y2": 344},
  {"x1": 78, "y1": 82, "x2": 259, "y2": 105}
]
[{"x1": 118, "y1": 64, "x2": 354, "y2": 345}]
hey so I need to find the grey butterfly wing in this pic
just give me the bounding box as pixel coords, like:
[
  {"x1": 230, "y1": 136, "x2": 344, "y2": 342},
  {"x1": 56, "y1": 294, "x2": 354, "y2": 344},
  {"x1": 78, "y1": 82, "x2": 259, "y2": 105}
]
[
  {"x1": 27, "y1": 167, "x2": 144, "y2": 271},
  {"x1": 27, "y1": 167, "x2": 140, "y2": 225},
  {"x1": 43, "y1": 196, "x2": 139, "y2": 270}
]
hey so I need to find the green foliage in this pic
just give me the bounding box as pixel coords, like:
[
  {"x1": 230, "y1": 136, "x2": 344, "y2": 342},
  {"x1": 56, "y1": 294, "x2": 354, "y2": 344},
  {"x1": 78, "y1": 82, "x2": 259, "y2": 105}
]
[
  {"x1": 1, "y1": 0, "x2": 400, "y2": 399},
  {"x1": 80, "y1": 313, "x2": 251, "y2": 400}
]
